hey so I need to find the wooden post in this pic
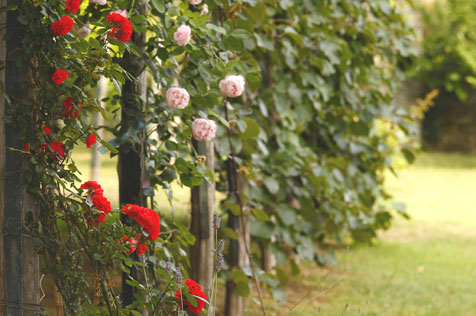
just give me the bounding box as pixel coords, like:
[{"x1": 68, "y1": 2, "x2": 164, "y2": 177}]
[
  {"x1": 190, "y1": 140, "x2": 215, "y2": 302},
  {"x1": 0, "y1": 0, "x2": 6, "y2": 312},
  {"x1": 225, "y1": 165, "x2": 250, "y2": 316},
  {"x1": 118, "y1": 1, "x2": 148, "y2": 312},
  {"x1": 0, "y1": 2, "x2": 40, "y2": 314}
]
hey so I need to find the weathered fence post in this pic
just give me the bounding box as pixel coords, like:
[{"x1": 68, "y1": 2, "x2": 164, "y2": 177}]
[
  {"x1": 0, "y1": 2, "x2": 40, "y2": 314},
  {"x1": 0, "y1": 0, "x2": 6, "y2": 312},
  {"x1": 225, "y1": 166, "x2": 250, "y2": 316},
  {"x1": 118, "y1": 1, "x2": 149, "y2": 312},
  {"x1": 190, "y1": 140, "x2": 215, "y2": 303}
]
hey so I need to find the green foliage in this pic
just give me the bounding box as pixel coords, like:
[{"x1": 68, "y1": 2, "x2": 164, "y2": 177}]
[
  {"x1": 216, "y1": 0, "x2": 416, "y2": 270},
  {"x1": 416, "y1": 0, "x2": 476, "y2": 101}
]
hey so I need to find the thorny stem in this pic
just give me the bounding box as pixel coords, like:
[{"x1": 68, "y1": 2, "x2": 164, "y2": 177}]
[{"x1": 223, "y1": 99, "x2": 267, "y2": 316}]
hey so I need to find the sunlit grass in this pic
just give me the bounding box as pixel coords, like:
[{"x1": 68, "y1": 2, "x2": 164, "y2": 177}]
[{"x1": 244, "y1": 152, "x2": 476, "y2": 316}]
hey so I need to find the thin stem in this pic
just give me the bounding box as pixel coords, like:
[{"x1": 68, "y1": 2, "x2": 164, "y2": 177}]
[{"x1": 223, "y1": 99, "x2": 267, "y2": 316}]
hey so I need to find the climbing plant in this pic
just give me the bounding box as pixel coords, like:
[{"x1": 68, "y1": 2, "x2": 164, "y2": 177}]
[{"x1": 1, "y1": 0, "x2": 416, "y2": 314}]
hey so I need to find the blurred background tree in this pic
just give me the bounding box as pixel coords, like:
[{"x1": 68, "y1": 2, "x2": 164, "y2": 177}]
[{"x1": 414, "y1": 0, "x2": 476, "y2": 151}]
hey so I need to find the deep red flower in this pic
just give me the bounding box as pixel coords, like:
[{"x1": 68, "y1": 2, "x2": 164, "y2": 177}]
[
  {"x1": 51, "y1": 69, "x2": 68, "y2": 85},
  {"x1": 175, "y1": 279, "x2": 207, "y2": 314},
  {"x1": 81, "y1": 181, "x2": 104, "y2": 195},
  {"x1": 136, "y1": 236, "x2": 147, "y2": 255},
  {"x1": 88, "y1": 212, "x2": 106, "y2": 226},
  {"x1": 107, "y1": 13, "x2": 133, "y2": 42},
  {"x1": 122, "y1": 235, "x2": 137, "y2": 254},
  {"x1": 86, "y1": 133, "x2": 96, "y2": 148},
  {"x1": 122, "y1": 204, "x2": 160, "y2": 241},
  {"x1": 43, "y1": 126, "x2": 52, "y2": 135},
  {"x1": 92, "y1": 194, "x2": 111, "y2": 214},
  {"x1": 23, "y1": 144, "x2": 30, "y2": 152},
  {"x1": 63, "y1": 97, "x2": 82, "y2": 118},
  {"x1": 49, "y1": 141, "x2": 66, "y2": 161},
  {"x1": 51, "y1": 16, "x2": 74, "y2": 36},
  {"x1": 65, "y1": 0, "x2": 81, "y2": 14}
]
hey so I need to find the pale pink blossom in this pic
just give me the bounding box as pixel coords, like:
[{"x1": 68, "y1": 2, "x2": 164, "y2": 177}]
[
  {"x1": 219, "y1": 75, "x2": 245, "y2": 98},
  {"x1": 76, "y1": 24, "x2": 91, "y2": 38},
  {"x1": 166, "y1": 87, "x2": 190, "y2": 109},
  {"x1": 174, "y1": 24, "x2": 191, "y2": 46},
  {"x1": 90, "y1": 0, "x2": 107, "y2": 5},
  {"x1": 188, "y1": 0, "x2": 202, "y2": 4},
  {"x1": 112, "y1": 9, "x2": 129, "y2": 18},
  {"x1": 192, "y1": 118, "x2": 217, "y2": 141}
]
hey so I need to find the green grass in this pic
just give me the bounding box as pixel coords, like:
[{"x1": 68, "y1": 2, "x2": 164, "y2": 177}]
[{"x1": 244, "y1": 152, "x2": 476, "y2": 316}]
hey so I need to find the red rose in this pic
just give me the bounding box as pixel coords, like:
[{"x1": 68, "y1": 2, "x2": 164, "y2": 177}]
[
  {"x1": 49, "y1": 141, "x2": 66, "y2": 161},
  {"x1": 136, "y1": 236, "x2": 147, "y2": 255},
  {"x1": 51, "y1": 16, "x2": 74, "y2": 36},
  {"x1": 86, "y1": 133, "x2": 96, "y2": 148},
  {"x1": 65, "y1": 0, "x2": 81, "y2": 14},
  {"x1": 43, "y1": 126, "x2": 52, "y2": 135},
  {"x1": 107, "y1": 13, "x2": 133, "y2": 42},
  {"x1": 23, "y1": 144, "x2": 30, "y2": 152},
  {"x1": 80, "y1": 180, "x2": 104, "y2": 195},
  {"x1": 92, "y1": 194, "x2": 111, "y2": 214},
  {"x1": 122, "y1": 235, "x2": 138, "y2": 254},
  {"x1": 63, "y1": 97, "x2": 82, "y2": 118},
  {"x1": 122, "y1": 204, "x2": 160, "y2": 241},
  {"x1": 175, "y1": 279, "x2": 207, "y2": 314},
  {"x1": 51, "y1": 69, "x2": 68, "y2": 85}
]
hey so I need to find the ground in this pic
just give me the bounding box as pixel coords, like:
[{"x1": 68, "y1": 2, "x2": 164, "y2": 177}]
[{"x1": 244, "y1": 152, "x2": 476, "y2": 315}]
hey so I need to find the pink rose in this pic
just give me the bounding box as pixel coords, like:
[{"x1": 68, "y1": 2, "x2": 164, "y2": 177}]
[
  {"x1": 112, "y1": 9, "x2": 128, "y2": 18},
  {"x1": 166, "y1": 87, "x2": 190, "y2": 109},
  {"x1": 174, "y1": 24, "x2": 191, "y2": 46},
  {"x1": 219, "y1": 75, "x2": 245, "y2": 98},
  {"x1": 90, "y1": 0, "x2": 107, "y2": 5},
  {"x1": 188, "y1": 0, "x2": 202, "y2": 4},
  {"x1": 76, "y1": 24, "x2": 91, "y2": 38},
  {"x1": 192, "y1": 118, "x2": 217, "y2": 141}
]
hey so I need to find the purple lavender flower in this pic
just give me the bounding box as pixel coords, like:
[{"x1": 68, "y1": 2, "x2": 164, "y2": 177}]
[
  {"x1": 216, "y1": 253, "x2": 224, "y2": 272},
  {"x1": 174, "y1": 266, "x2": 183, "y2": 286},
  {"x1": 215, "y1": 239, "x2": 225, "y2": 271},
  {"x1": 165, "y1": 262, "x2": 173, "y2": 275},
  {"x1": 217, "y1": 239, "x2": 225, "y2": 253},
  {"x1": 212, "y1": 212, "x2": 221, "y2": 229}
]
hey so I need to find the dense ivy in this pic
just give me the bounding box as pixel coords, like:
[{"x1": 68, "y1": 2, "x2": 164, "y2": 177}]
[{"x1": 1, "y1": 0, "x2": 416, "y2": 313}]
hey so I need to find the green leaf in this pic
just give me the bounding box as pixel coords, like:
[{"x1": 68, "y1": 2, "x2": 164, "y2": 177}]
[
  {"x1": 252, "y1": 208, "x2": 269, "y2": 222},
  {"x1": 234, "y1": 282, "x2": 250, "y2": 297},
  {"x1": 263, "y1": 177, "x2": 279, "y2": 194},
  {"x1": 151, "y1": 0, "x2": 165, "y2": 13},
  {"x1": 276, "y1": 205, "x2": 296, "y2": 226},
  {"x1": 242, "y1": 118, "x2": 260, "y2": 139},
  {"x1": 232, "y1": 268, "x2": 248, "y2": 283},
  {"x1": 224, "y1": 227, "x2": 239, "y2": 240},
  {"x1": 229, "y1": 29, "x2": 252, "y2": 39},
  {"x1": 100, "y1": 140, "x2": 119, "y2": 154},
  {"x1": 401, "y1": 148, "x2": 415, "y2": 164}
]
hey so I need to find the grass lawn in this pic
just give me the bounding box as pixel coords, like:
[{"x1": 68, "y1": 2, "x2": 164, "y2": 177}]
[{"x1": 243, "y1": 152, "x2": 476, "y2": 315}]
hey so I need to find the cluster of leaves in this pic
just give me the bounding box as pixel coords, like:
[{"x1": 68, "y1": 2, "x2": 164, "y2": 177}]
[{"x1": 208, "y1": 0, "x2": 417, "y2": 302}]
